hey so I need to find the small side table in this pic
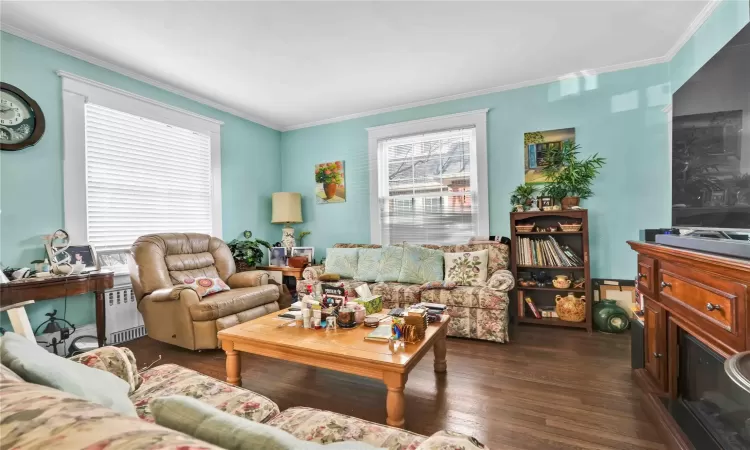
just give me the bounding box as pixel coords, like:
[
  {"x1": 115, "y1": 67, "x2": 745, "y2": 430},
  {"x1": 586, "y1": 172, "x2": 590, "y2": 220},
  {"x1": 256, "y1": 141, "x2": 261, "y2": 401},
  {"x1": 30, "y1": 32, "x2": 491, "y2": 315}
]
[{"x1": 256, "y1": 266, "x2": 304, "y2": 294}]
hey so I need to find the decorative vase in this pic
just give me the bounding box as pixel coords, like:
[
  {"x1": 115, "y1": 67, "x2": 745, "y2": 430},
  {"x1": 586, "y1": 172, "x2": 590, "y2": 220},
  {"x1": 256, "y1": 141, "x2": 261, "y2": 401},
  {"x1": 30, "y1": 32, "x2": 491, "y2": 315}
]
[
  {"x1": 555, "y1": 293, "x2": 586, "y2": 322},
  {"x1": 552, "y1": 275, "x2": 571, "y2": 289},
  {"x1": 282, "y1": 226, "x2": 296, "y2": 251},
  {"x1": 323, "y1": 183, "x2": 337, "y2": 200},
  {"x1": 561, "y1": 196, "x2": 580, "y2": 209},
  {"x1": 593, "y1": 300, "x2": 630, "y2": 333}
]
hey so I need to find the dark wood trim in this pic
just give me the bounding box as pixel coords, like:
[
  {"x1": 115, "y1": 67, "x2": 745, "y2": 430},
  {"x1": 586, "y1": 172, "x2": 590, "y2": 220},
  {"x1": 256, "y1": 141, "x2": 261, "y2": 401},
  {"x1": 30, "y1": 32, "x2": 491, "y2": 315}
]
[
  {"x1": 627, "y1": 241, "x2": 750, "y2": 281},
  {"x1": 633, "y1": 368, "x2": 666, "y2": 396},
  {"x1": 640, "y1": 391, "x2": 694, "y2": 450},
  {"x1": 0, "y1": 82, "x2": 46, "y2": 151},
  {"x1": 1, "y1": 271, "x2": 114, "y2": 346}
]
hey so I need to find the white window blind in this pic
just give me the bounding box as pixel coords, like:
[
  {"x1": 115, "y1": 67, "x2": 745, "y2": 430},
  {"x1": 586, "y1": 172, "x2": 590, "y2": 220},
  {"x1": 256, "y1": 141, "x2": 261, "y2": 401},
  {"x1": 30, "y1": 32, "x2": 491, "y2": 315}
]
[
  {"x1": 377, "y1": 127, "x2": 478, "y2": 245},
  {"x1": 84, "y1": 103, "x2": 213, "y2": 251}
]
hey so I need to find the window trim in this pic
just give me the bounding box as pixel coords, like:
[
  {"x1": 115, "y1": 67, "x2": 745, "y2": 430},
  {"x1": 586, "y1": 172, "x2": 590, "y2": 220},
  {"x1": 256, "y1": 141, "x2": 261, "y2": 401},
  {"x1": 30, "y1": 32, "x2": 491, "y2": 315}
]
[
  {"x1": 59, "y1": 71, "x2": 223, "y2": 249},
  {"x1": 366, "y1": 109, "x2": 489, "y2": 245}
]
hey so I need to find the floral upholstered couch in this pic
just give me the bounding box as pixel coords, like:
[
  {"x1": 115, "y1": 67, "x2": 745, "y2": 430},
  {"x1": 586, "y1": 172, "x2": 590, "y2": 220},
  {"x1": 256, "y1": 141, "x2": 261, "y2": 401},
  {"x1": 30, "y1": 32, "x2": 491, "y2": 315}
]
[
  {"x1": 0, "y1": 346, "x2": 487, "y2": 450},
  {"x1": 298, "y1": 242, "x2": 514, "y2": 343}
]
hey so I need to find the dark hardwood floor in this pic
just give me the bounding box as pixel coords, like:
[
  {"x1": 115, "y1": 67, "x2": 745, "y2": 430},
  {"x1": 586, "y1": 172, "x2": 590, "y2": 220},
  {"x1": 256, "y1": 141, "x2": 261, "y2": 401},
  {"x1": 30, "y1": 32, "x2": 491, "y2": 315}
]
[{"x1": 125, "y1": 325, "x2": 663, "y2": 450}]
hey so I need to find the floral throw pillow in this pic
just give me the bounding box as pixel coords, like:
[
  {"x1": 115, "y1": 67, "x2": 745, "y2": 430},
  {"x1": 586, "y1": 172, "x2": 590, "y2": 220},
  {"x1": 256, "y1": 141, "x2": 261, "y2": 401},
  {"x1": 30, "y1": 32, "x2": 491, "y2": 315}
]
[
  {"x1": 444, "y1": 249, "x2": 489, "y2": 286},
  {"x1": 397, "y1": 244, "x2": 444, "y2": 285},
  {"x1": 324, "y1": 248, "x2": 359, "y2": 279},
  {"x1": 183, "y1": 277, "x2": 230, "y2": 297}
]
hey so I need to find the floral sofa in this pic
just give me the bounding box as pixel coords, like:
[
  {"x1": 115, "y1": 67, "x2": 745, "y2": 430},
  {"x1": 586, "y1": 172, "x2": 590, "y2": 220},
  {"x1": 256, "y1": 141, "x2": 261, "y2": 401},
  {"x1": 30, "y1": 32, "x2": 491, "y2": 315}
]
[
  {"x1": 0, "y1": 346, "x2": 487, "y2": 450},
  {"x1": 298, "y1": 242, "x2": 515, "y2": 343}
]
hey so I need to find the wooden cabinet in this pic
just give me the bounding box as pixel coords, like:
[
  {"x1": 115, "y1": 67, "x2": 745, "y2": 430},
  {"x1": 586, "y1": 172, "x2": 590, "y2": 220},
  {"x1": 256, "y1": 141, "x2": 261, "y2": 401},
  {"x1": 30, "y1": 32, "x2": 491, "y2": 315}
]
[
  {"x1": 643, "y1": 297, "x2": 667, "y2": 391},
  {"x1": 637, "y1": 254, "x2": 656, "y2": 297}
]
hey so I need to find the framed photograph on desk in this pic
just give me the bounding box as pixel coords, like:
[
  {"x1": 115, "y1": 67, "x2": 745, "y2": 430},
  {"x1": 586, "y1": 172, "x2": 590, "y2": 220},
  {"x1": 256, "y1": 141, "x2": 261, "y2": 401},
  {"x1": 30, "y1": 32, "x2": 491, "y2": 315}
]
[
  {"x1": 268, "y1": 247, "x2": 287, "y2": 267},
  {"x1": 291, "y1": 247, "x2": 314, "y2": 264}
]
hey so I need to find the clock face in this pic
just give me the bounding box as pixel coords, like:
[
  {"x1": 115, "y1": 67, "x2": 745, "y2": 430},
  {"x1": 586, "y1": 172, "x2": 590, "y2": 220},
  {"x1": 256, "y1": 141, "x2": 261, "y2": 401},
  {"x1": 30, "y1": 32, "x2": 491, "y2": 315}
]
[
  {"x1": 0, "y1": 83, "x2": 45, "y2": 151},
  {"x1": 0, "y1": 90, "x2": 34, "y2": 144}
]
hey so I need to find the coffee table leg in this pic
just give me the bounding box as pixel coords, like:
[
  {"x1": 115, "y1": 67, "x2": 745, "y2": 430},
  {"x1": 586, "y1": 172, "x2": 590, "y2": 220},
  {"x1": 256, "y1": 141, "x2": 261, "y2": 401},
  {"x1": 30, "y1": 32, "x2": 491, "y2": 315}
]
[
  {"x1": 222, "y1": 340, "x2": 241, "y2": 386},
  {"x1": 433, "y1": 327, "x2": 447, "y2": 373},
  {"x1": 383, "y1": 372, "x2": 407, "y2": 428}
]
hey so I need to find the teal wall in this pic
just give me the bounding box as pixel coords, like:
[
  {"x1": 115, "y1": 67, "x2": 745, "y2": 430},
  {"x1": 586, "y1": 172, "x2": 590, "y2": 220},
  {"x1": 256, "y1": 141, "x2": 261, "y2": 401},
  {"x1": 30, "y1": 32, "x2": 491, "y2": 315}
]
[
  {"x1": 281, "y1": 63, "x2": 672, "y2": 279},
  {"x1": 669, "y1": 0, "x2": 749, "y2": 93},
  {"x1": 0, "y1": 32, "x2": 281, "y2": 330}
]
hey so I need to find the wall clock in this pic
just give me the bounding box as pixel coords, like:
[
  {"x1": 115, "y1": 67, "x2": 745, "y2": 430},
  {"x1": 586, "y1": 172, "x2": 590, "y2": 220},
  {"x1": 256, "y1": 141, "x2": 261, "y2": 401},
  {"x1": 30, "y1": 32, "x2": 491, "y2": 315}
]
[{"x1": 0, "y1": 82, "x2": 46, "y2": 151}]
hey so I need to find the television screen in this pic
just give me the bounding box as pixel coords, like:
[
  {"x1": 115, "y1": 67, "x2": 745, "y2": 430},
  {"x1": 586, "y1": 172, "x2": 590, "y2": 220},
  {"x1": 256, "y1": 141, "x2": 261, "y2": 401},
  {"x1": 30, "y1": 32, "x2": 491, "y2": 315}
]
[{"x1": 672, "y1": 22, "x2": 750, "y2": 231}]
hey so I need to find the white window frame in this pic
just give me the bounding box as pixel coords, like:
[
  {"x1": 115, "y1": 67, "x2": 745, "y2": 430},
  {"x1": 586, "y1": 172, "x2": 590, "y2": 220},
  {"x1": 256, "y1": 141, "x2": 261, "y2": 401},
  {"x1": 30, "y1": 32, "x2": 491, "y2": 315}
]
[
  {"x1": 367, "y1": 109, "x2": 489, "y2": 244},
  {"x1": 59, "y1": 71, "x2": 223, "y2": 250}
]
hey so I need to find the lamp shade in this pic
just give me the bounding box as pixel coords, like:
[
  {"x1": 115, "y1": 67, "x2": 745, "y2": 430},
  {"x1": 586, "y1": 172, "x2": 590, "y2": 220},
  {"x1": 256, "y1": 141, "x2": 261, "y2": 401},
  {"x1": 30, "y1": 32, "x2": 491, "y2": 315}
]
[{"x1": 271, "y1": 192, "x2": 302, "y2": 224}]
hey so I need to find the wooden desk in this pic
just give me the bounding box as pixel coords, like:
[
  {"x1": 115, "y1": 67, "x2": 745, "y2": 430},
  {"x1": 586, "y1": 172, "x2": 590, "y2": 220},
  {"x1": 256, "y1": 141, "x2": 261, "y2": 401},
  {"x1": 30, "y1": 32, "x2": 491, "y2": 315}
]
[
  {"x1": 218, "y1": 308, "x2": 450, "y2": 428},
  {"x1": 256, "y1": 266, "x2": 304, "y2": 280},
  {"x1": 0, "y1": 271, "x2": 114, "y2": 346}
]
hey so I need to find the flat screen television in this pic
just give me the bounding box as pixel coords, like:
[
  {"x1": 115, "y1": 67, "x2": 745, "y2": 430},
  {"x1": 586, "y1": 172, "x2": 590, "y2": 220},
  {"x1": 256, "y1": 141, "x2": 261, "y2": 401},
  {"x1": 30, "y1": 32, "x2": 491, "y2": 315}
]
[{"x1": 672, "y1": 19, "x2": 750, "y2": 233}]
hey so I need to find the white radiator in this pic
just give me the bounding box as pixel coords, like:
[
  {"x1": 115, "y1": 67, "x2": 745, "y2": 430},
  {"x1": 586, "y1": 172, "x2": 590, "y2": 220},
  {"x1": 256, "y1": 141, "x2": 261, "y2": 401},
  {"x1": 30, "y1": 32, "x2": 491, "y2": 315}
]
[{"x1": 104, "y1": 284, "x2": 146, "y2": 345}]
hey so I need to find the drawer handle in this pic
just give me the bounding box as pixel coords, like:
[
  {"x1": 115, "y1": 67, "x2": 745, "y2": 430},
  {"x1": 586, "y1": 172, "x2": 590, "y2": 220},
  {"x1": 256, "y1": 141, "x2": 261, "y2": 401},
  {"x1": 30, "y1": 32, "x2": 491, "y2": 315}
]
[
  {"x1": 653, "y1": 352, "x2": 663, "y2": 358},
  {"x1": 706, "y1": 303, "x2": 721, "y2": 312},
  {"x1": 638, "y1": 273, "x2": 646, "y2": 279},
  {"x1": 660, "y1": 281, "x2": 671, "y2": 289}
]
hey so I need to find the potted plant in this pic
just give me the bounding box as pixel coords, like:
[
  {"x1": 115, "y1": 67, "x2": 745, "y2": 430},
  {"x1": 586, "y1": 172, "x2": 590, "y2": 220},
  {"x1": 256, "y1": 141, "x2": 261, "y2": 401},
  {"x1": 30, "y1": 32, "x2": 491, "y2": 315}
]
[
  {"x1": 540, "y1": 182, "x2": 568, "y2": 207},
  {"x1": 297, "y1": 230, "x2": 311, "y2": 246},
  {"x1": 542, "y1": 141, "x2": 606, "y2": 209},
  {"x1": 510, "y1": 183, "x2": 538, "y2": 211},
  {"x1": 227, "y1": 230, "x2": 271, "y2": 272},
  {"x1": 315, "y1": 162, "x2": 343, "y2": 200}
]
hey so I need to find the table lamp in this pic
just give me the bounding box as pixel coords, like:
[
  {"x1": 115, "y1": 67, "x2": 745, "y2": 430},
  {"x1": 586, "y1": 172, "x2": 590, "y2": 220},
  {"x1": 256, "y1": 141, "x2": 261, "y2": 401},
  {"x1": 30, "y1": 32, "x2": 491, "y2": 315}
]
[{"x1": 271, "y1": 192, "x2": 302, "y2": 251}]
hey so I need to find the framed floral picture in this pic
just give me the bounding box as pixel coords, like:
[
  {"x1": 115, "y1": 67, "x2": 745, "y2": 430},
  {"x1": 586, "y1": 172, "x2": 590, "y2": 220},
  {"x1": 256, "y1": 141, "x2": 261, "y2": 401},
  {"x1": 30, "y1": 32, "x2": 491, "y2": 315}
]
[{"x1": 315, "y1": 160, "x2": 345, "y2": 203}]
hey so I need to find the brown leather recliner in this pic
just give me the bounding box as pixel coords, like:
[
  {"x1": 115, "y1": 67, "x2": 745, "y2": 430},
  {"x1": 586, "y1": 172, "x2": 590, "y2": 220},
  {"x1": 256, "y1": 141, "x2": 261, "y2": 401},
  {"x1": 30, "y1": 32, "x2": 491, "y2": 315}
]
[{"x1": 129, "y1": 233, "x2": 280, "y2": 350}]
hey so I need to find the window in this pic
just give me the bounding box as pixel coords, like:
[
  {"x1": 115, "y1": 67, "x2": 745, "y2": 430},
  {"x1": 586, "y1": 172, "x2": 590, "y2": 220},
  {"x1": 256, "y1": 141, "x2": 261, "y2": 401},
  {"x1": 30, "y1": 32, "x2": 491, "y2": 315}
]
[
  {"x1": 60, "y1": 71, "x2": 222, "y2": 271},
  {"x1": 368, "y1": 110, "x2": 489, "y2": 245}
]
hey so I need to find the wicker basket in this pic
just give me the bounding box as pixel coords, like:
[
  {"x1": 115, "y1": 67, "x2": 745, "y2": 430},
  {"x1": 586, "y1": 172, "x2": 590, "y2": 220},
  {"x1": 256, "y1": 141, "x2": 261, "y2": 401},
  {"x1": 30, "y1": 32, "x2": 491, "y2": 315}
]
[
  {"x1": 235, "y1": 259, "x2": 256, "y2": 272},
  {"x1": 558, "y1": 222, "x2": 582, "y2": 232},
  {"x1": 515, "y1": 223, "x2": 535, "y2": 232}
]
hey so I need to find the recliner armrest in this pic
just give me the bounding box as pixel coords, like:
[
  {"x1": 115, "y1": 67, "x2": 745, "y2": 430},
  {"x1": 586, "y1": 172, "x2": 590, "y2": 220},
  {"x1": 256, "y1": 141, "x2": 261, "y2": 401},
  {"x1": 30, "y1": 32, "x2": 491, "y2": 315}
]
[
  {"x1": 226, "y1": 270, "x2": 269, "y2": 289},
  {"x1": 147, "y1": 285, "x2": 196, "y2": 302}
]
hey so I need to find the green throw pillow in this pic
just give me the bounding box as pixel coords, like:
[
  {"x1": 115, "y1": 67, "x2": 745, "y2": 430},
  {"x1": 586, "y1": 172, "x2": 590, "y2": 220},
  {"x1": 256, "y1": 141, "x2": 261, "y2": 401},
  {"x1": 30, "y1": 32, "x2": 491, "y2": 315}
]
[
  {"x1": 355, "y1": 248, "x2": 382, "y2": 282},
  {"x1": 397, "y1": 244, "x2": 444, "y2": 284},
  {"x1": 150, "y1": 396, "x2": 381, "y2": 450},
  {"x1": 324, "y1": 248, "x2": 359, "y2": 279},
  {"x1": 375, "y1": 246, "x2": 404, "y2": 282},
  {"x1": 0, "y1": 332, "x2": 136, "y2": 417}
]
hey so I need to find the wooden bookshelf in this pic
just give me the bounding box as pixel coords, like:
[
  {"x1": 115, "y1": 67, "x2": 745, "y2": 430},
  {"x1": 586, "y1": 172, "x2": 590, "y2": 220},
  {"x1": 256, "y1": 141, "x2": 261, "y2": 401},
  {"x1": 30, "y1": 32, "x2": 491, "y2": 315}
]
[{"x1": 510, "y1": 210, "x2": 592, "y2": 332}]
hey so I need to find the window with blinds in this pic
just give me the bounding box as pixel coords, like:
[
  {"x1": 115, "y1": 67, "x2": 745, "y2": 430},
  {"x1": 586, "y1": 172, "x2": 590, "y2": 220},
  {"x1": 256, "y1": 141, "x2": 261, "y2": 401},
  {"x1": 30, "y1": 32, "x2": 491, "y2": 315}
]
[
  {"x1": 84, "y1": 103, "x2": 213, "y2": 252},
  {"x1": 377, "y1": 127, "x2": 478, "y2": 245}
]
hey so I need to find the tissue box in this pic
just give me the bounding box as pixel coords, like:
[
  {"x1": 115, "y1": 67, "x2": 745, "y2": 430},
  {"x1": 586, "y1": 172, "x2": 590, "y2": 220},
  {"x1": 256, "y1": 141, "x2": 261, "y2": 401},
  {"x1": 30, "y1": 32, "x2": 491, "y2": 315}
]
[{"x1": 355, "y1": 296, "x2": 383, "y2": 314}]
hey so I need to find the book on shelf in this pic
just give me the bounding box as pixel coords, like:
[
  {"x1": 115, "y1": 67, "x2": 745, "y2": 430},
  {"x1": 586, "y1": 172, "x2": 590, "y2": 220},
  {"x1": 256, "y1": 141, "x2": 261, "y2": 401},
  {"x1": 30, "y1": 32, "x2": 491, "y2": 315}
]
[
  {"x1": 524, "y1": 297, "x2": 542, "y2": 319},
  {"x1": 538, "y1": 306, "x2": 558, "y2": 318},
  {"x1": 516, "y1": 235, "x2": 583, "y2": 267}
]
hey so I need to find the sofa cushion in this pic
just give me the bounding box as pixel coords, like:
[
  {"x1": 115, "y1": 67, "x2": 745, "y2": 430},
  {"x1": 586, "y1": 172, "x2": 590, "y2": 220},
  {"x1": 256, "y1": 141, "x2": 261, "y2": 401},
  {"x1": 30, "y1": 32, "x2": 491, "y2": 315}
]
[
  {"x1": 370, "y1": 282, "x2": 423, "y2": 309},
  {"x1": 325, "y1": 248, "x2": 359, "y2": 278},
  {"x1": 444, "y1": 305, "x2": 509, "y2": 343},
  {"x1": 70, "y1": 346, "x2": 143, "y2": 394},
  {"x1": 397, "y1": 244, "x2": 444, "y2": 284},
  {"x1": 151, "y1": 395, "x2": 381, "y2": 450},
  {"x1": 416, "y1": 431, "x2": 487, "y2": 449},
  {"x1": 354, "y1": 248, "x2": 382, "y2": 282},
  {"x1": 441, "y1": 243, "x2": 509, "y2": 276},
  {"x1": 182, "y1": 276, "x2": 231, "y2": 297},
  {"x1": 444, "y1": 249, "x2": 489, "y2": 286},
  {"x1": 0, "y1": 380, "x2": 222, "y2": 450},
  {"x1": 0, "y1": 332, "x2": 137, "y2": 417},
  {"x1": 375, "y1": 246, "x2": 404, "y2": 282},
  {"x1": 132, "y1": 363, "x2": 279, "y2": 423},
  {"x1": 420, "y1": 286, "x2": 509, "y2": 309},
  {"x1": 266, "y1": 406, "x2": 425, "y2": 450},
  {"x1": 189, "y1": 284, "x2": 279, "y2": 321}
]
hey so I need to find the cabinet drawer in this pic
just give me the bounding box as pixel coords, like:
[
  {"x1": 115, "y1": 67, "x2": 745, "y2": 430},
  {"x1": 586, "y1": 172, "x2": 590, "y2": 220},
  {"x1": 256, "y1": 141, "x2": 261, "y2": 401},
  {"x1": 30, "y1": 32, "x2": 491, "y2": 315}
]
[
  {"x1": 637, "y1": 254, "x2": 656, "y2": 296},
  {"x1": 659, "y1": 261, "x2": 746, "y2": 352}
]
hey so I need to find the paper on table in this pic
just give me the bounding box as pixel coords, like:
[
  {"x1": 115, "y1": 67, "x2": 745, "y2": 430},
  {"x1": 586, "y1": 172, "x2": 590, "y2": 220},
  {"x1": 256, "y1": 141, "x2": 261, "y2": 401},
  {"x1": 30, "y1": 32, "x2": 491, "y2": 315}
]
[{"x1": 355, "y1": 283, "x2": 373, "y2": 299}]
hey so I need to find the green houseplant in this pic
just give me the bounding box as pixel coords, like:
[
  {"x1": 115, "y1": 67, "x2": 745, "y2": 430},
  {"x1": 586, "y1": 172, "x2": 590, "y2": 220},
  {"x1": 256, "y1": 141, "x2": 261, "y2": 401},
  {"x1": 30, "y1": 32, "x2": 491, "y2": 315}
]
[
  {"x1": 542, "y1": 141, "x2": 606, "y2": 209},
  {"x1": 227, "y1": 230, "x2": 271, "y2": 271},
  {"x1": 510, "y1": 183, "x2": 538, "y2": 211}
]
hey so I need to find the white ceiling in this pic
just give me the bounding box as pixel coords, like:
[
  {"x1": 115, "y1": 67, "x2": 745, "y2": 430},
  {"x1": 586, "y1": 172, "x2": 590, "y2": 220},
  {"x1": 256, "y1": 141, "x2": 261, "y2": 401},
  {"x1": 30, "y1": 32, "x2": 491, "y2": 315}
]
[{"x1": 1, "y1": 1, "x2": 710, "y2": 130}]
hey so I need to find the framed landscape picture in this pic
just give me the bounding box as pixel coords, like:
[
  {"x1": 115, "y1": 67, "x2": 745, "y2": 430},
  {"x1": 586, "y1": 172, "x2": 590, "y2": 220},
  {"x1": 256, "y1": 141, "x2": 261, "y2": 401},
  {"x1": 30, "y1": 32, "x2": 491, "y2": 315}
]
[
  {"x1": 291, "y1": 247, "x2": 314, "y2": 264},
  {"x1": 315, "y1": 160, "x2": 346, "y2": 203}
]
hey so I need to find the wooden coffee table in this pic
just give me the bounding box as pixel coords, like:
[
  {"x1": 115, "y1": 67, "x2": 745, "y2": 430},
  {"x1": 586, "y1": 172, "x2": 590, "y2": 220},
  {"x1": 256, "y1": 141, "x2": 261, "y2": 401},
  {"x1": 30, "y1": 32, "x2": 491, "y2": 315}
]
[{"x1": 217, "y1": 309, "x2": 450, "y2": 428}]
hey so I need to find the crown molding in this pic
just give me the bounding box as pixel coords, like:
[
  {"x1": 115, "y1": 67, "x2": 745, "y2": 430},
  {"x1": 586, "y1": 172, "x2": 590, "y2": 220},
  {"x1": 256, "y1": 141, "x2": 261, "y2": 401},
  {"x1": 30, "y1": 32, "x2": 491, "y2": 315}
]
[
  {"x1": 664, "y1": 0, "x2": 722, "y2": 61},
  {"x1": 0, "y1": 22, "x2": 282, "y2": 131},
  {"x1": 1, "y1": 0, "x2": 724, "y2": 133}
]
